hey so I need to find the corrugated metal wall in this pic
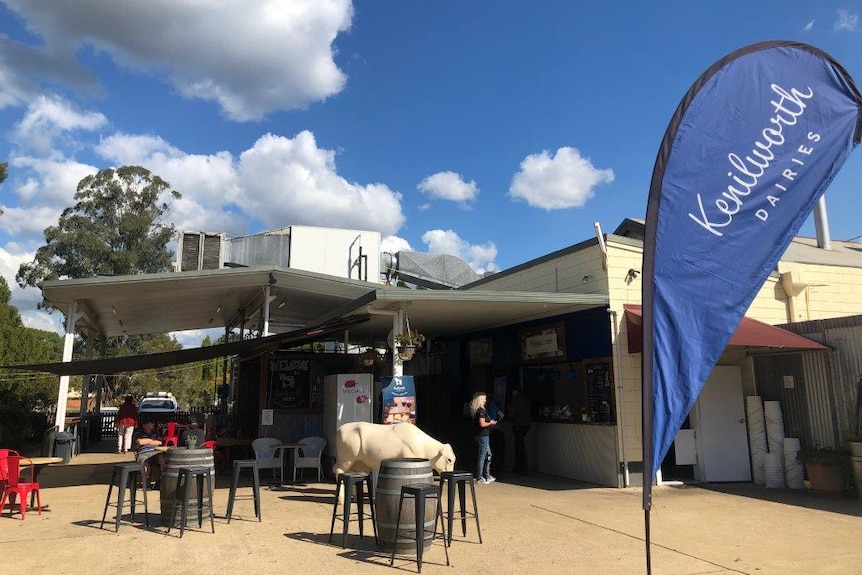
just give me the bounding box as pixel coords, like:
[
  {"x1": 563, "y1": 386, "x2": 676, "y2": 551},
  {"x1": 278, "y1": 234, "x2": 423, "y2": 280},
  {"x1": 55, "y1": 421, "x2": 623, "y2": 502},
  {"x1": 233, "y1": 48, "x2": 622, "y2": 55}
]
[
  {"x1": 753, "y1": 352, "x2": 837, "y2": 449},
  {"x1": 771, "y1": 314, "x2": 862, "y2": 447},
  {"x1": 753, "y1": 353, "x2": 811, "y2": 443},
  {"x1": 228, "y1": 234, "x2": 291, "y2": 267}
]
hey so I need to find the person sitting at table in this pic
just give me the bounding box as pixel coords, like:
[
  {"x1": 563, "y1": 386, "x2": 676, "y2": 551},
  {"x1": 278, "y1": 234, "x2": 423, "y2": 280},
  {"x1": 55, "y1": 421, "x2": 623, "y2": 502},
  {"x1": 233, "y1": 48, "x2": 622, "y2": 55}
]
[
  {"x1": 179, "y1": 416, "x2": 205, "y2": 448},
  {"x1": 134, "y1": 418, "x2": 165, "y2": 486}
]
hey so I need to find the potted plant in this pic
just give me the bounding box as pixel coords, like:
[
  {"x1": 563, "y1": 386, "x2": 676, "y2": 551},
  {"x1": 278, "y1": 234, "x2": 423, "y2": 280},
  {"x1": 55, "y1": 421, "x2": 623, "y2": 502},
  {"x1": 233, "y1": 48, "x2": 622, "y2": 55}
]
[
  {"x1": 797, "y1": 447, "x2": 850, "y2": 497},
  {"x1": 394, "y1": 329, "x2": 425, "y2": 360}
]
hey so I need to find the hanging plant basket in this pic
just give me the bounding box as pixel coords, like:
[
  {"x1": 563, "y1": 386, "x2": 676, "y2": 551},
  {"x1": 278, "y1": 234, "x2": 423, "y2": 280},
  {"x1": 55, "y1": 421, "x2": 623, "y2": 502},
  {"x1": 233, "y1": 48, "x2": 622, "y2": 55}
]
[{"x1": 397, "y1": 345, "x2": 416, "y2": 361}]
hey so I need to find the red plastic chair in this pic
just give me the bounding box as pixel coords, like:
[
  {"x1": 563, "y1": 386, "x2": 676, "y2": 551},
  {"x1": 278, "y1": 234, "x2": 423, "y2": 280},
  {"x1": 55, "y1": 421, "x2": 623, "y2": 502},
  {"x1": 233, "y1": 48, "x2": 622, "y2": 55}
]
[
  {"x1": 0, "y1": 453, "x2": 41, "y2": 520},
  {"x1": 0, "y1": 448, "x2": 11, "y2": 503},
  {"x1": 163, "y1": 422, "x2": 179, "y2": 447},
  {"x1": 202, "y1": 440, "x2": 227, "y2": 471}
]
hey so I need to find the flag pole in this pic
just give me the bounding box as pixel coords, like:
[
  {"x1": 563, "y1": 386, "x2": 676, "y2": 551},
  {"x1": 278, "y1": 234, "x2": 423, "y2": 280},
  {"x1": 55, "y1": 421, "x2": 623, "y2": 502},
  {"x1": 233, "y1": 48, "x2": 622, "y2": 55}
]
[{"x1": 645, "y1": 510, "x2": 652, "y2": 574}]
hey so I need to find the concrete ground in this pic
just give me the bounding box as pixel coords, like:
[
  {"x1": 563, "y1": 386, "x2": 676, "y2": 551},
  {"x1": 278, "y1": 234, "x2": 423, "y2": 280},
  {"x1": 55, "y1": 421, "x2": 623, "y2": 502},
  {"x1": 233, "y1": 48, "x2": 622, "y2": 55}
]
[{"x1": 2, "y1": 442, "x2": 861, "y2": 575}]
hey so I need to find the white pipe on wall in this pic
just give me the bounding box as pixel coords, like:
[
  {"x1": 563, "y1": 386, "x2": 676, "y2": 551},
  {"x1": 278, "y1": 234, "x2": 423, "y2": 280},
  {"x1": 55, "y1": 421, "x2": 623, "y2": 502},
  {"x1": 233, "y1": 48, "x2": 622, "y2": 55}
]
[{"x1": 608, "y1": 308, "x2": 630, "y2": 487}]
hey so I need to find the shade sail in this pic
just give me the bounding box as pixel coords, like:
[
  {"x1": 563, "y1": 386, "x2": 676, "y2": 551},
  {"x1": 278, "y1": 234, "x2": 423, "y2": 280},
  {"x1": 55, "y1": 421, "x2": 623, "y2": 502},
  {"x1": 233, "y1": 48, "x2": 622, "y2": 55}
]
[
  {"x1": 623, "y1": 304, "x2": 827, "y2": 354},
  {"x1": 1, "y1": 315, "x2": 369, "y2": 376}
]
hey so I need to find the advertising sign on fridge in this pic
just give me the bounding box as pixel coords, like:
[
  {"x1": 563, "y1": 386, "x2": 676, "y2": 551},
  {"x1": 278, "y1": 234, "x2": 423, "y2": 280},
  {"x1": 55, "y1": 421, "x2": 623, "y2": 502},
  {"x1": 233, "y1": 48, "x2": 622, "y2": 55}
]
[{"x1": 323, "y1": 373, "x2": 373, "y2": 449}]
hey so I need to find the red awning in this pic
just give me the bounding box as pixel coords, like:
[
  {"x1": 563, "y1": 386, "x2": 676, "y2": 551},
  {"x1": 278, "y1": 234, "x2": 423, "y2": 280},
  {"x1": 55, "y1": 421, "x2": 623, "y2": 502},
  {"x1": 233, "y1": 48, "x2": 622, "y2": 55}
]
[{"x1": 623, "y1": 304, "x2": 828, "y2": 354}]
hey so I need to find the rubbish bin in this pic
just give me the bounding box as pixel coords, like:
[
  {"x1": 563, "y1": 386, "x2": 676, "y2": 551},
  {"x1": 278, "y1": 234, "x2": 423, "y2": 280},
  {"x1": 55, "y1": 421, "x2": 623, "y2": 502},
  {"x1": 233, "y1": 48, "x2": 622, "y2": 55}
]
[
  {"x1": 55, "y1": 431, "x2": 76, "y2": 463},
  {"x1": 42, "y1": 426, "x2": 58, "y2": 457}
]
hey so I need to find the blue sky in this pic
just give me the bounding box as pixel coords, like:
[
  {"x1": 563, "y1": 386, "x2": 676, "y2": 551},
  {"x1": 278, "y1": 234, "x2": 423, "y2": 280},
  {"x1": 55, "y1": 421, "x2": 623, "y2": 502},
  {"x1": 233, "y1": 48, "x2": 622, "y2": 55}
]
[{"x1": 1, "y1": 1, "x2": 861, "y2": 338}]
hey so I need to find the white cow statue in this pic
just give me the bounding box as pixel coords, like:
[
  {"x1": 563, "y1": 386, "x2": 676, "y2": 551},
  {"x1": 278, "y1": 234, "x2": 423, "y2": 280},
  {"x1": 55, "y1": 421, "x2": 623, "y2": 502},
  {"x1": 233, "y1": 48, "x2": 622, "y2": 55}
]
[{"x1": 333, "y1": 421, "x2": 456, "y2": 478}]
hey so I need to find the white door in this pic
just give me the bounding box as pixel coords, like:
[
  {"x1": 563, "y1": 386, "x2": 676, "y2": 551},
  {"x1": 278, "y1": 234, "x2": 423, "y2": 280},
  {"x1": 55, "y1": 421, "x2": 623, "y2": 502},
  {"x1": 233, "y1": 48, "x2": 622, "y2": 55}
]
[{"x1": 691, "y1": 365, "x2": 752, "y2": 482}]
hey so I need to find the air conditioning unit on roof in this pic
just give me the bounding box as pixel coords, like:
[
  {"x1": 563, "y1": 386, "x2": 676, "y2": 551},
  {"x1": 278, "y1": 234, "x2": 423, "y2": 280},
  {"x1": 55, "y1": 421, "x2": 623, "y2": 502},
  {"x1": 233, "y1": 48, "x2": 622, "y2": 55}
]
[{"x1": 177, "y1": 232, "x2": 225, "y2": 271}]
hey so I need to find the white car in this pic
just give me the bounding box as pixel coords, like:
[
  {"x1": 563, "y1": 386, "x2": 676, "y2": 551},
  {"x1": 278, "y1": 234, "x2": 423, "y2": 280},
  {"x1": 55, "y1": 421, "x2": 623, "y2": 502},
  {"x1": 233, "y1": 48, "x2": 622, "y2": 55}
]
[{"x1": 139, "y1": 392, "x2": 179, "y2": 413}]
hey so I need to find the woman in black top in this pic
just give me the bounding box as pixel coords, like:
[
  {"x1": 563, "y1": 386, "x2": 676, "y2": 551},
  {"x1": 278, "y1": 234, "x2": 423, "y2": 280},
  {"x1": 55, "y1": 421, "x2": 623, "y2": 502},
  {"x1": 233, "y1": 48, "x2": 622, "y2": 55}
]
[{"x1": 469, "y1": 392, "x2": 498, "y2": 483}]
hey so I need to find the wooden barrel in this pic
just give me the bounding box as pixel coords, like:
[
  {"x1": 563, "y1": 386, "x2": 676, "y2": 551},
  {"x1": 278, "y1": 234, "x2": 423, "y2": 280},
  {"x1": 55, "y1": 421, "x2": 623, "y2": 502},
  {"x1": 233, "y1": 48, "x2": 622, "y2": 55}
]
[
  {"x1": 376, "y1": 458, "x2": 437, "y2": 552},
  {"x1": 160, "y1": 447, "x2": 215, "y2": 527}
]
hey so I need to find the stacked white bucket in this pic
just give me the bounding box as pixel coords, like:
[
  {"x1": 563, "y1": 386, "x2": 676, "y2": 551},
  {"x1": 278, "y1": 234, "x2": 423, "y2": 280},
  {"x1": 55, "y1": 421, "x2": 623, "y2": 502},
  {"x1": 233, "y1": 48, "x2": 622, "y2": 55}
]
[
  {"x1": 783, "y1": 437, "x2": 804, "y2": 489},
  {"x1": 745, "y1": 396, "x2": 768, "y2": 485},
  {"x1": 746, "y1": 397, "x2": 803, "y2": 489},
  {"x1": 763, "y1": 400, "x2": 786, "y2": 488}
]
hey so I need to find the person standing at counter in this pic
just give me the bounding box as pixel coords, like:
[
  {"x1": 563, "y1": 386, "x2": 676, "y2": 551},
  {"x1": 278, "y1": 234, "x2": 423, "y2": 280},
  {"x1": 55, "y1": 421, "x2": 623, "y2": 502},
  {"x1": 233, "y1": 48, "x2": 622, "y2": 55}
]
[
  {"x1": 469, "y1": 392, "x2": 498, "y2": 484},
  {"x1": 509, "y1": 387, "x2": 532, "y2": 476}
]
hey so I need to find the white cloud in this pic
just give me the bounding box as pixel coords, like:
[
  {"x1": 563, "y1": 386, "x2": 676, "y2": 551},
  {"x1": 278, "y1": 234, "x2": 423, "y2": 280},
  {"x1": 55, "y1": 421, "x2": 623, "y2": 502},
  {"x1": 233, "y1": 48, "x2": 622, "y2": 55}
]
[
  {"x1": 804, "y1": 20, "x2": 815, "y2": 32},
  {"x1": 508, "y1": 147, "x2": 614, "y2": 210},
  {"x1": 417, "y1": 171, "x2": 479, "y2": 207},
  {"x1": 93, "y1": 130, "x2": 406, "y2": 237},
  {"x1": 381, "y1": 235, "x2": 412, "y2": 254},
  {"x1": 0, "y1": 242, "x2": 57, "y2": 331},
  {"x1": 2, "y1": 0, "x2": 354, "y2": 121},
  {"x1": 0, "y1": 205, "x2": 64, "y2": 237},
  {"x1": 14, "y1": 95, "x2": 107, "y2": 153},
  {"x1": 8, "y1": 156, "x2": 97, "y2": 205},
  {"x1": 171, "y1": 328, "x2": 223, "y2": 349},
  {"x1": 235, "y1": 132, "x2": 405, "y2": 236},
  {"x1": 421, "y1": 229, "x2": 497, "y2": 274},
  {"x1": 835, "y1": 9, "x2": 859, "y2": 31}
]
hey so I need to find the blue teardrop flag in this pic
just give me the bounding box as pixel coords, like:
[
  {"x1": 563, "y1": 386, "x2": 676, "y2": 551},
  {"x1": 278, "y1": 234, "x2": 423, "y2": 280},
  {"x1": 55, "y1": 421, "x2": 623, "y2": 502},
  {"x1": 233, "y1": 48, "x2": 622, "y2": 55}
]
[{"x1": 641, "y1": 40, "x2": 862, "y2": 571}]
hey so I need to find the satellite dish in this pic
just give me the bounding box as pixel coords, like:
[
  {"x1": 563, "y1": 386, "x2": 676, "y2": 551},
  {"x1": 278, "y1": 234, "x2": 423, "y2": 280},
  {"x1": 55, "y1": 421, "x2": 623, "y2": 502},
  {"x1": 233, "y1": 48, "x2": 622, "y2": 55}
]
[{"x1": 386, "y1": 329, "x2": 394, "y2": 349}]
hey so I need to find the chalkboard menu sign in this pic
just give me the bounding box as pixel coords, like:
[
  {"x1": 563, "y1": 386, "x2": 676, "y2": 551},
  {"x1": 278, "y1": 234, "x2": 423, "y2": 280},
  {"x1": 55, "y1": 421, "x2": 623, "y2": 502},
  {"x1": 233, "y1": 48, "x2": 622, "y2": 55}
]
[
  {"x1": 310, "y1": 375, "x2": 324, "y2": 408},
  {"x1": 584, "y1": 358, "x2": 615, "y2": 423},
  {"x1": 269, "y1": 356, "x2": 312, "y2": 409}
]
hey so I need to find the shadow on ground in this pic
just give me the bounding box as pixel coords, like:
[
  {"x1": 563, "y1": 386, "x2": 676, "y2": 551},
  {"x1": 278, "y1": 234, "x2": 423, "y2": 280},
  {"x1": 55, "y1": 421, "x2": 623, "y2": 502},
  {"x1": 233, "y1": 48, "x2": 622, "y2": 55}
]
[{"x1": 700, "y1": 481, "x2": 862, "y2": 517}]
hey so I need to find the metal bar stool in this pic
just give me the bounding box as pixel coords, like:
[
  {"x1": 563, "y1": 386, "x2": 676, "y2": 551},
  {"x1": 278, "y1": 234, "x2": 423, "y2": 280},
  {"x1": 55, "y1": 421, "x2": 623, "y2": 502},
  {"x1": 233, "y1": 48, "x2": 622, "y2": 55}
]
[
  {"x1": 389, "y1": 483, "x2": 449, "y2": 573},
  {"x1": 226, "y1": 459, "x2": 261, "y2": 523},
  {"x1": 438, "y1": 470, "x2": 482, "y2": 546},
  {"x1": 328, "y1": 471, "x2": 377, "y2": 548},
  {"x1": 100, "y1": 462, "x2": 149, "y2": 532},
  {"x1": 167, "y1": 465, "x2": 215, "y2": 537}
]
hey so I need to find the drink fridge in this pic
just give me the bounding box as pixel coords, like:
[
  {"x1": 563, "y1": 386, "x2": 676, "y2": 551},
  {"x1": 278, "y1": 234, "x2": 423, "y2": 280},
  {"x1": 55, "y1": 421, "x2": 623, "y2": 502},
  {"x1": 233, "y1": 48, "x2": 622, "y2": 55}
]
[{"x1": 323, "y1": 373, "x2": 373, "y2": 451}]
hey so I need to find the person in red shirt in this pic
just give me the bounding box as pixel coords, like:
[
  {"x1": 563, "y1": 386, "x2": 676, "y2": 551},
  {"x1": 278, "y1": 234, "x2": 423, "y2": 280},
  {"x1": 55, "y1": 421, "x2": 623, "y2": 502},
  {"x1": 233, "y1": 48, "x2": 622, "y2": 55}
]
[{"x1": 115, "y1": 395, "x2": 139, "y2": 454}]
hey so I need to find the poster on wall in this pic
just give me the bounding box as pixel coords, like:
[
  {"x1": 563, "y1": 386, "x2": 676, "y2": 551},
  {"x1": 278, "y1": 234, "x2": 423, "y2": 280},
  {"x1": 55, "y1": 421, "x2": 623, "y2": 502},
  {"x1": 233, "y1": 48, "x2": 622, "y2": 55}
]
[
  {"x1": 269, "y1": 356, "x2": 311, "y2": 408},
  {"x1": 520, "y1": 322, "x2": 566, "y2": 363},
  {"x1": 381, "y1": 375, "x2": 416, "y2": 424},
  {"x1": 469, "y1": 338, "x2": 493, "y2": 366}
]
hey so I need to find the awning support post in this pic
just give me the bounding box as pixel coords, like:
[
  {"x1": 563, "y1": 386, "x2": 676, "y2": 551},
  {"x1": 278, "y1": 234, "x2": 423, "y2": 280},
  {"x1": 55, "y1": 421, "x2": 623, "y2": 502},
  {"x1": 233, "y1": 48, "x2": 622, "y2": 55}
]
[{"x1": 55, "y1": 300, "x2": 81, "y2": 431}]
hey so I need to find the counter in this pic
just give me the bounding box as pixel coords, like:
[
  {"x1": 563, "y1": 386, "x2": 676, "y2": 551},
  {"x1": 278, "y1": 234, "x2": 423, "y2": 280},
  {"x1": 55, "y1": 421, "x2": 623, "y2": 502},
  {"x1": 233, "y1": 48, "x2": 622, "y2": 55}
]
[{"x1": 527, "y1": 421, "x2": 619, "y2": 487}]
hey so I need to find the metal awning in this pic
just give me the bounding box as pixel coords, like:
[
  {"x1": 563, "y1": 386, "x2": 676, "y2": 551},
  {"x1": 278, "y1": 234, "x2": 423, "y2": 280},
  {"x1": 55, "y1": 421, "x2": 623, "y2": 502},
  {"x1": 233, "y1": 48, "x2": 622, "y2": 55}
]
[
  {"x1": 623, "y1": 304, "x2": 829, "y2": 353},
  {"x1": 39, "y1": 266, "x2": 610, "y2": 348},
  {"x1": 3, "y1": 316, "x2": 370, "y2": 376}
]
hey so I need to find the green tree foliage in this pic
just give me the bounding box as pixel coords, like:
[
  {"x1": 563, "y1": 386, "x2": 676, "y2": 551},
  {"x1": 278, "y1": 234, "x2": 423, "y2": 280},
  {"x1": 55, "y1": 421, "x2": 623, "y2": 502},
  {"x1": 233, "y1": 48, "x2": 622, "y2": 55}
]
[
  {"x1": 0, "y1": 277, "x2": 63, "y2": 447},
  {"x1": 100, "y1": 333, "x2": 184, "y2": 405},
  {"x1": 16, "y1": 165, "x2": 181, "y2": 287},
  {"x1": 11, "y1": 166, "x2": 220, "y2": 410}
]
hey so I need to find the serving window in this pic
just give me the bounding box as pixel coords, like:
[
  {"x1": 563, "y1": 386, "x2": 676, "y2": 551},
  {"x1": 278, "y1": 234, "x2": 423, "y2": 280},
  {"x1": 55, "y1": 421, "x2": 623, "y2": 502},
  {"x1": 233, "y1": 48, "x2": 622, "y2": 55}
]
[{"x1": 521, "y1": 357, "x2": 615, "y2": 423}]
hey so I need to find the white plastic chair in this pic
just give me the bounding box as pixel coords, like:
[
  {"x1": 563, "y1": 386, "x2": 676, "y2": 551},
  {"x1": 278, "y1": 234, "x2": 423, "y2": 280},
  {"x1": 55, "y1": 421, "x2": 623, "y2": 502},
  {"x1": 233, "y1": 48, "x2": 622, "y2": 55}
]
[
  {"x1": 251, "y1": 437, "x2": 284, "y2": 484},
  {"x1": 293, "y1": 436, "x2": 326, "y2": 483}
]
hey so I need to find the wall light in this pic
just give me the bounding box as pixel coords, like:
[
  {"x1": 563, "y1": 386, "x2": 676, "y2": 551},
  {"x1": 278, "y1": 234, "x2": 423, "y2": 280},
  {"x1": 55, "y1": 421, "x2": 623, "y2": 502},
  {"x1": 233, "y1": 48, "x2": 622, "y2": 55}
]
[{"x1": 624, "y1": 269, "x2": 640, "y2": 285}]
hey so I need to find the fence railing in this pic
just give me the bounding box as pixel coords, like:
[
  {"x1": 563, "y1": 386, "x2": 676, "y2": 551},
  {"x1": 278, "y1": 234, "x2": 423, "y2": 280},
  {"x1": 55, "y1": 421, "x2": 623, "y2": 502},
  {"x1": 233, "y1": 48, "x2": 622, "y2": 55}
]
[{"x1": 98, "y1": 406, "x2": 218, "y2": 439}]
